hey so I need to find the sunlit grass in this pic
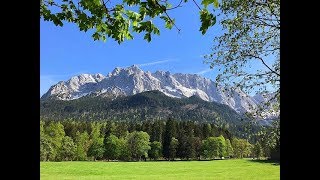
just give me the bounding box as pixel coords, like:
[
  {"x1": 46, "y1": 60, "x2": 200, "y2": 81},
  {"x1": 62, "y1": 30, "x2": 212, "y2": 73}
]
[{"x1": 40, "y1": 159, "x2": 280, "y2": 180}]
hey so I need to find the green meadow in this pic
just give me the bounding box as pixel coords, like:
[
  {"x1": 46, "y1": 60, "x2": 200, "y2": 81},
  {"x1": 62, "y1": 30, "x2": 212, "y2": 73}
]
[{"x1": 40, "y1": 159, "x2": 279, "y2": 180}]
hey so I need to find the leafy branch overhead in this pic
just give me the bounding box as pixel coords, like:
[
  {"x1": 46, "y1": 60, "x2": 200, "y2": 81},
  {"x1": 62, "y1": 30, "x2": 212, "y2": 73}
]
[
  {"x1": 40, "y1": 0, "x2": 219, "y2": 43},
  {"x1": 204, "y1": 0, "x2": 280, "y2": 118}
]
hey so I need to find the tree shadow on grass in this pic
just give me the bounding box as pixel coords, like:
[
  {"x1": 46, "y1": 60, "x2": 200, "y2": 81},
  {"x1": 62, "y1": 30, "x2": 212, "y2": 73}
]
[{"x1": 249, "y1": 159, "x2": 280, "y2": 166}]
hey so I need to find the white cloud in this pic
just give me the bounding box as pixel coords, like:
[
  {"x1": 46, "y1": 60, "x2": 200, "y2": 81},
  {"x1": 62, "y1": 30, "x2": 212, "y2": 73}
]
[
  {"x1": 138, "y1": 59, "x2": 172, "y2": 67},
  {"x1": 196, "y1": 68, "x2": 213, "y2": 75}
]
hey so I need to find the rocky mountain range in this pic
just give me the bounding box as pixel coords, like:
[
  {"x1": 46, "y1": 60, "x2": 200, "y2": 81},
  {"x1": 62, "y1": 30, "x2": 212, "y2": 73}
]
[{"x1": 41, "y1": 65, "x2": 278, "y2": 118}]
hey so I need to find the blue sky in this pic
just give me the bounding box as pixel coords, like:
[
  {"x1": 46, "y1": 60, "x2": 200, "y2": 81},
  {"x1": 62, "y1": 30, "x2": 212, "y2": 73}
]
[
  {"x1": 40, "y1": 3, "x2": 275, "y2": 97},
  {"x1": 41, "y1": 4, "x2": 225, "y2": 96}
]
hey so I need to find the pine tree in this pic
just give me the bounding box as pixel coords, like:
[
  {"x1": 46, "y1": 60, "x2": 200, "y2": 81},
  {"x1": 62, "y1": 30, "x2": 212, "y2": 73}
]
[
  {"x1": 150, "y1": 120, "x2": 163, "y2": 143},
  {"x1": 202, "y1": 123, "x2": 212, "y2": 139},
  {"x1": 163, "y1": 118, "x2": 176, "y2": 159}
]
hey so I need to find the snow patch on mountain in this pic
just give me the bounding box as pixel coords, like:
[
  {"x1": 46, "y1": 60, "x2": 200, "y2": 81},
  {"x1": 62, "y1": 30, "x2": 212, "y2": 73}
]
[{"x1": 41, "y1": 65, "x2": 277, "y2": 117}]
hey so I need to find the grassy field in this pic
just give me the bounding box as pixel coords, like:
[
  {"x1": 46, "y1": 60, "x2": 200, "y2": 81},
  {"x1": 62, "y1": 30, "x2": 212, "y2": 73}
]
[{"x1": 40, "y1": 159, "x2": 279, "y2": 180}]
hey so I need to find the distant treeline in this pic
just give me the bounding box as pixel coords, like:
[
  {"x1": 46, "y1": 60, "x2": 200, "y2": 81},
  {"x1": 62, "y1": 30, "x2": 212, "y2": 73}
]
[
  {"x1": 40, "y1": 118, "x2": 279, "y2": 161},
  {"x1": 40, "y1": 90, "x2": 251, "y2": 139}
]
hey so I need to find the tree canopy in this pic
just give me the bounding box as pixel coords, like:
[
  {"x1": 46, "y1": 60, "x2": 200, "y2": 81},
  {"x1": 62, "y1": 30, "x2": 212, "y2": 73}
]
[
  {"x1": 127, "y1": 131, "x2": 151, "y2": 160},
  {"x1": 40, "y1": 0, "x2": 219, "y2": 43},
  {"x1": 201, "y1": 135, "x2": 227, "y2": 159},
  {"x1": 204, "y1": 0, "x2": 280, "y2": 117},
  {"x1": 148, "y1": 141, "x2": 162, "y2": 160},
  {"x1": 39, "y1": 119, "x2": 273, "y2": 161},
  {"x1": 104, "y1": 134, "x2": 122, "y2": 160}
]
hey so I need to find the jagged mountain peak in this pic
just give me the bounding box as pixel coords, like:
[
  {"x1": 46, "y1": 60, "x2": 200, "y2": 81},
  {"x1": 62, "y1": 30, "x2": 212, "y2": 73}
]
[
  {"x1": 108, "y1": 65, "x2": 144, "y2": 77},
  {"x1": 41, "y1": 65, "x2": 276, "y2": 116},
  {"x1": 110, "y1": 67, "x2": 122, "y2": 76}
]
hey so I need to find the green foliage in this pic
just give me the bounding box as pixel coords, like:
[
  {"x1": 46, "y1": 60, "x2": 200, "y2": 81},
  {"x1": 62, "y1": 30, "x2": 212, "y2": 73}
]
[
  {"x1": 150, "y1": 120, "x2": 164, "y2": 142},
  {"x1": 88, "y1": 137, "x2": 104, "y2": 160},
  {"x1": 169, "y1": 137, "x2": 179, "y2": 160},
  {"x1": 45, "y1": 122, "x2": 65, "y2": 160},
  {"x1": 40, "y1": 0, "x2": 217, "y2": 43},
  {"x1": 45, "y1": 122, "x2": 65, "y2": 148},
  {"x1": 88, "y1": 123, "x2": 104, "y2": 160},
  {"x1": 177, "y1": 127, "x2": 195, "y2": 160},
  {"x1": 40, "y1": 90, "x2": 249, "y2": 137},
  {"x1": 40, "y1": 120, "x2": 45, "y2": 137},
  {"x1": 225, "y1": 139, "x2": 234, "y2": 157},
  {"x1": 204, "y1": 0, "x2": 280, "y2": 117},
  {"x1": 186, "y1": 136, "x2": 196, "y2": 160},
  {"x1": 253, "y1": 119, "x2": 279, "y2": 159},
  {"x1": 74, "y1": 131, "x2": 92, "y2": 161},
  {"x1": 252, "y1": 142, "x2": 263, "y2": 159},
  {"x1": 199, "y1": 9, "x2": 216, "y2": 35},
  {"x1": 103, "y1": 122, "x2": 116, "y2": 137},
  {"x1": 193, "y1": 137, "x2": 202, "y2": 160},
  {"x1": 118, "y1": 137, "x2": 131, "y2": 161},
  {"x1": 232, "y1": 138, "x2": 252, "y2": 158},
  {"x1": 89, "y1": 123, "x2": 102, "y2": 140},
  {"x1": 114, "y1": 122, "x2": 129, "y2": 138},
  {"x1": 269, "y1": 120, "x2": 280, "y2": 160},
  {"x1": 40, "y1": 135, "x2": 55, "y2": 161},
  {"x1": 40, "y1": 119, "x2": 259, "y2": 162},
  {"x1": 202, "y1": 123, "x2": 212, "y2": 139},
  {"x1": 201, "y1": 0, "x2": 219, "y2": 8},
  {"x1": 267, "y1": 120, "x2": 280, "y2": 151},
  {"x1": 149, "y1": 141, "x2": 162, "y2": 160},
  {"x1": 104, "y1": 134, "x2": 121, "y2": 160},
  {"x1": 177, "y1": 129, "x2": 188, "y2": 159},
  {"x1": 160, "y1": 16, "x2": 174, "y2": 30},
  {"x1": 163, "y1": 118, "x2": 177, "y2": 159},
  {"x1": 127, "y1": 131, "x2": 151, "y2": 160},
  {"x1": 201, "y1": 135, "x2": 227, "y2": 159},
  {"x1": 216, "y1": 135, "x2": 227, "y2": 158},
  {"x1": 58, "y1": 136, "x2": 77, "y2": 161}
]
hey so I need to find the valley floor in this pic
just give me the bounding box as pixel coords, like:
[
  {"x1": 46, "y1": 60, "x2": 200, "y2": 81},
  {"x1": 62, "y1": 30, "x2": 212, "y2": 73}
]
[{"x1": 40, "y1": 159, "x2": 280, "y2": 179}]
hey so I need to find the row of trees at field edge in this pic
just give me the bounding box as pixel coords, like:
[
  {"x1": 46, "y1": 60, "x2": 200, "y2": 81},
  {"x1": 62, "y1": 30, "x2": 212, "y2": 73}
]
[{"x1": 40, "y1": 119, "x2": 272, "y2": 161}]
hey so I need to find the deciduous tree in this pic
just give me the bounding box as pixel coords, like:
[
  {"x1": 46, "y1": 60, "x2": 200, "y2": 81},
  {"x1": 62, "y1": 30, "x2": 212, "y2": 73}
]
[
  {"x1": 232, "y1": 138, "x2": 252, "y2": 158},
  {"x1": 148, "y1": 141, "x2": 162, "y2": 160},
  {"x1": 40, "y1": 0, "x2": 219, "y2": 43},
  {"x1": 58, "y1": 136, "x2": 77, "y2": 161},
  {"x1": 225, "y1": 139, "x2": 234, "y2": 158},
  {"x1": 104, "y1": 134, "x2": 121, "y2": 160},
  {"x1": 252, "y1": 142, "x2": 263, "y2": 159},
  {"x1": 127, "y1": 131, "x2": 151, "y2": 161},
  {"x1": 40, "y1": 135, "x2": 55, "y2": 161},
  {"x1": 75, "y1": 131, "x2": 92, "y2": 160},
  {"x1": 204, "y1": 0, "x2": 280, "y2": 117},
  {"x1": 88, "y1": 123, "x2": 104, "y2": 160},
  {"x1": 45, "y1": 122, "x2": 65, "y2": 160}
]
